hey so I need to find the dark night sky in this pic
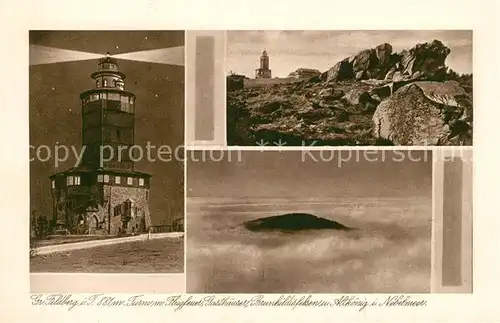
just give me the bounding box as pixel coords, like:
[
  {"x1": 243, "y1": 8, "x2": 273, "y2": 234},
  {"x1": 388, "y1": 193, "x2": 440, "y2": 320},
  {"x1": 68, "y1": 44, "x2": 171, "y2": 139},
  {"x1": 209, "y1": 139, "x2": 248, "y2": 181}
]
[
  {"x1": 187, "y1": 150, "x2": 432, "y2": 198},
  {"x1": 29, "y1": 31, "x2": 185, "y2": 225}
]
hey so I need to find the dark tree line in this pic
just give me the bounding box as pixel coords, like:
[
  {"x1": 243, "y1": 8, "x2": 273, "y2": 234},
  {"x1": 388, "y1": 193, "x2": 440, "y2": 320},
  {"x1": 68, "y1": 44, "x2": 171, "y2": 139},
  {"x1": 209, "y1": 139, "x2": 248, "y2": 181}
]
[{"x1": 446, "y1": 68, "x2": 473, "y2": 91}]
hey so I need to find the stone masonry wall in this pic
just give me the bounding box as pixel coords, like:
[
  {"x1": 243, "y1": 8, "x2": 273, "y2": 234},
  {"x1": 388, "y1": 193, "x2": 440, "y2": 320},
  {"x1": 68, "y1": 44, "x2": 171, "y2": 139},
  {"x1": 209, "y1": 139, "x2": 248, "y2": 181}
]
[{"x1": 107, "y1": 185, "x2": 151, "y2": 235}]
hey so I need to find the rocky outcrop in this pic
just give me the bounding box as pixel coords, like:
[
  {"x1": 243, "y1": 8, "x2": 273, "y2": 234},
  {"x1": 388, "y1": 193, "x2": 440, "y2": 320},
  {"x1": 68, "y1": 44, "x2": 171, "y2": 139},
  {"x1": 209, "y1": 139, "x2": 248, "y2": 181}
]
[
  {"x1": 399, "y1": 40, "x2": 450, "y2": 79},
  {"x1": 243, "y1": 213, "x2": 353, "y2": 232},
  {"x1": 372, "y1": 81, "x2": 472, "y2": 145},
  {"x1": 326, "y1": 40, "x2": 450, "y2": 83},
  {"x1": 352, "y1": 49, "x2": 377, "y2": 76},
  {"x1": 227, "y1": 39, "x2": 472, "y2": 147},
  {"x1": 326, "y1": 58, "x2": 354, "y2": 82},
  {"x1": 375, "y1": 43, "x2": 393, "y2": 67}
]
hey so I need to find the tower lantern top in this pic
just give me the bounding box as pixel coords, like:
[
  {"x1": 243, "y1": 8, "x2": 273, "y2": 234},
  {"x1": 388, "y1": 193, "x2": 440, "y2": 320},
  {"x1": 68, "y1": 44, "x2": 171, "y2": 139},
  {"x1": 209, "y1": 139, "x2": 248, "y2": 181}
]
[
  {"x1": 91, "y1": 53, "x2": 125, "y2": 83},
  {"x1": 86, "y1": 53, "x2": 127, "y2": 91},
  {"x1": 97, "y1": 54, "x2": 119, "y2": 72},
  {"x1": 262, "y1": 49, "x2": 268, "y2": 56}
]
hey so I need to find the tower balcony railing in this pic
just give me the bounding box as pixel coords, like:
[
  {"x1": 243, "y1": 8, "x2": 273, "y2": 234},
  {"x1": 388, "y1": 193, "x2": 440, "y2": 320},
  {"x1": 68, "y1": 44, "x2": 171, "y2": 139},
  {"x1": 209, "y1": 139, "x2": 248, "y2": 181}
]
[{"x1": 149, "y1": 223, "x2": 184, "y2": 233}]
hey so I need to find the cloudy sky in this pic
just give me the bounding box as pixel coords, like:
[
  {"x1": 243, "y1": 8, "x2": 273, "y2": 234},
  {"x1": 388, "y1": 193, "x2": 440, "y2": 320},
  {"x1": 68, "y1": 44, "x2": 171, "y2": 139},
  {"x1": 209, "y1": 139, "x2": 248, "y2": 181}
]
[
  {"x1": 187, "y1": 150, "x2": 432, "y2": 199},
  {"x1": 30, "y1": 31, "x2": 184, "y2": 225},
  {"x1": 227, "y1": 30, "x2": 473, "y2": 78}
]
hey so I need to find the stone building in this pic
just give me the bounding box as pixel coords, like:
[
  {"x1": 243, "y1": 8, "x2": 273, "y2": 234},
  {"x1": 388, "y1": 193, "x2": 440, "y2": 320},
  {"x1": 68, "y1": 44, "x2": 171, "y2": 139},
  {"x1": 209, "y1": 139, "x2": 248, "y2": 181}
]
[
  {"x1": 49, "y1": 53, "x2": 152, "y2": 235},
  {"x1": 287, "y1": 68, "x2": 321, "y2": 79},
  {"x1": 255, "y1": 49, "x2": 272, "y2": 79}
]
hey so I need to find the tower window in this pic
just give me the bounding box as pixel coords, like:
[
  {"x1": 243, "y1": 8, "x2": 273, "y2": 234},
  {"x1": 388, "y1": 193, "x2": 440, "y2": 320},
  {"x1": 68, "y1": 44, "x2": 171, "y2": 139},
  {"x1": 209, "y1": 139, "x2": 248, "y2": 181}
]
[
  {"x1": 104, "y1": 79, "x2": 108, "y2": 87},
  {"x1": 96, "y1": 79, "x2": 100, "y2": 88},
  {"x1": 66, "y1": 176, "x2": 80, "y2": 186},
  {"x1": 115, "y1": 176, "x2": 121, "y2": 184},
  {"x1": 104, "y1": 174, "x2": 110, "y2": 183},
  {"x1": 139, "y1": 178, "x2": 145, "y2": 186},
  {"x1": 127, "y1": 177, "x2": 133, "y2": 185},
  {"x1": 51, "y1": 180, "x2": 55, "y2": 189},
  {"x1": 97, "y1": 174, "x2": 103, "y2": 183},
  {"x1": 108, "y1": 93, "x2": 120, "y2": 101}
]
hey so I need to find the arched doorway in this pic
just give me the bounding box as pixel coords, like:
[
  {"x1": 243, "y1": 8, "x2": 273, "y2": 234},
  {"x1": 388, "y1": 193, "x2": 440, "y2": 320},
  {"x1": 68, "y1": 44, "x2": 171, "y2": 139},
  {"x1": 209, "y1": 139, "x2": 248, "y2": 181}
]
[{"x1": 77, "y1": 214, "x2": 85, "y2": 234}]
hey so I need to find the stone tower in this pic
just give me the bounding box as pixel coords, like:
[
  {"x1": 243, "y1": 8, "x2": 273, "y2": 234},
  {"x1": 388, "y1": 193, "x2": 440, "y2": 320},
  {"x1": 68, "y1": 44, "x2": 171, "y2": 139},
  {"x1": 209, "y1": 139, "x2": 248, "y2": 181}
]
[
  {"x1": 255, "y1": 49, "x2": 272, "y2": 79},
  {"x1": 49, "y1": 53, "x2": 152, "y2": 236}
]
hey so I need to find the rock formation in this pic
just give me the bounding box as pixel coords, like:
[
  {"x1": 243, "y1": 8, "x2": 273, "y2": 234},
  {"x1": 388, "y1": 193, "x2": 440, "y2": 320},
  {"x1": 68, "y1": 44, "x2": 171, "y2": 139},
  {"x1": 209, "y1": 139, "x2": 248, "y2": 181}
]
[
  {"x1": 227, "y1": 39, "x2": 472, "y2": 146},
  {"x1": 242, "y1": 213, "x2": 353, "y2": 232},
  {"x1": 399, "y1": 40, "x2": 450, "y2": 79},
  {"x1": 325, "y1": 39, "x2": 450, "y2": 83}
]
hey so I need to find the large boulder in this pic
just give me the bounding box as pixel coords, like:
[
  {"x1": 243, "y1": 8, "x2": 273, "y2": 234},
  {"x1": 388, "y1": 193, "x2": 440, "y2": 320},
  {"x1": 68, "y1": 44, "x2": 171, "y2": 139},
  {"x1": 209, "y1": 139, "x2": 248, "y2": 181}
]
[
  {"x1": 342, "y1": 88, "x2": 380, "y2": 113},
  {"x1": 375, "y1": 43, "x2": 393, "y2": 66},
  {"x1": 373, "y1": 43, "x2": 397, "y2": 78},
  {"x1": 342, "y1": 88, "x2": 372, "y2": 106},
  {"x1": 326, "y1": 58, "x2": 354, "y2": 82},
  {"x1": 325, "y1": 43, "x2": 393, "y2": 82},
  {"x1": 372, "y1": 81, "x2": 472, "y2": 145},
  {"x1": 352, "y1": 49, "x2": 378, "y2": 74}
]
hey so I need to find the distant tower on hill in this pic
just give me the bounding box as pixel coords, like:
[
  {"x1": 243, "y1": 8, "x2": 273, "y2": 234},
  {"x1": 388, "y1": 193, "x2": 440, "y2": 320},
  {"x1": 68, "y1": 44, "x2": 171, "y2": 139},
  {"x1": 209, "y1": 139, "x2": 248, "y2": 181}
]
[{"x1": 255, "y1": 49, "x2": 272, "y2": 79}]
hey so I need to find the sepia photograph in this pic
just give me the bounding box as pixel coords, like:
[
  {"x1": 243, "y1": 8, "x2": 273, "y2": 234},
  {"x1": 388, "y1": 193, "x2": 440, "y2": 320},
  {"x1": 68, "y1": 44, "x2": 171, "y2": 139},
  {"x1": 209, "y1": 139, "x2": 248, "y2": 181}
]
[
  {"x1": 2, "y1": 0, "x2": 499, "y2": 321},
  {"x1": 29, "y1": 31, "x2": 185, "y2": 273},
  {"x1": 186, "y1": 150, "x2": 433, "y2": 293},
  {"x1": 226, "y1": 30, "x2": 473, "y2": 146}
]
